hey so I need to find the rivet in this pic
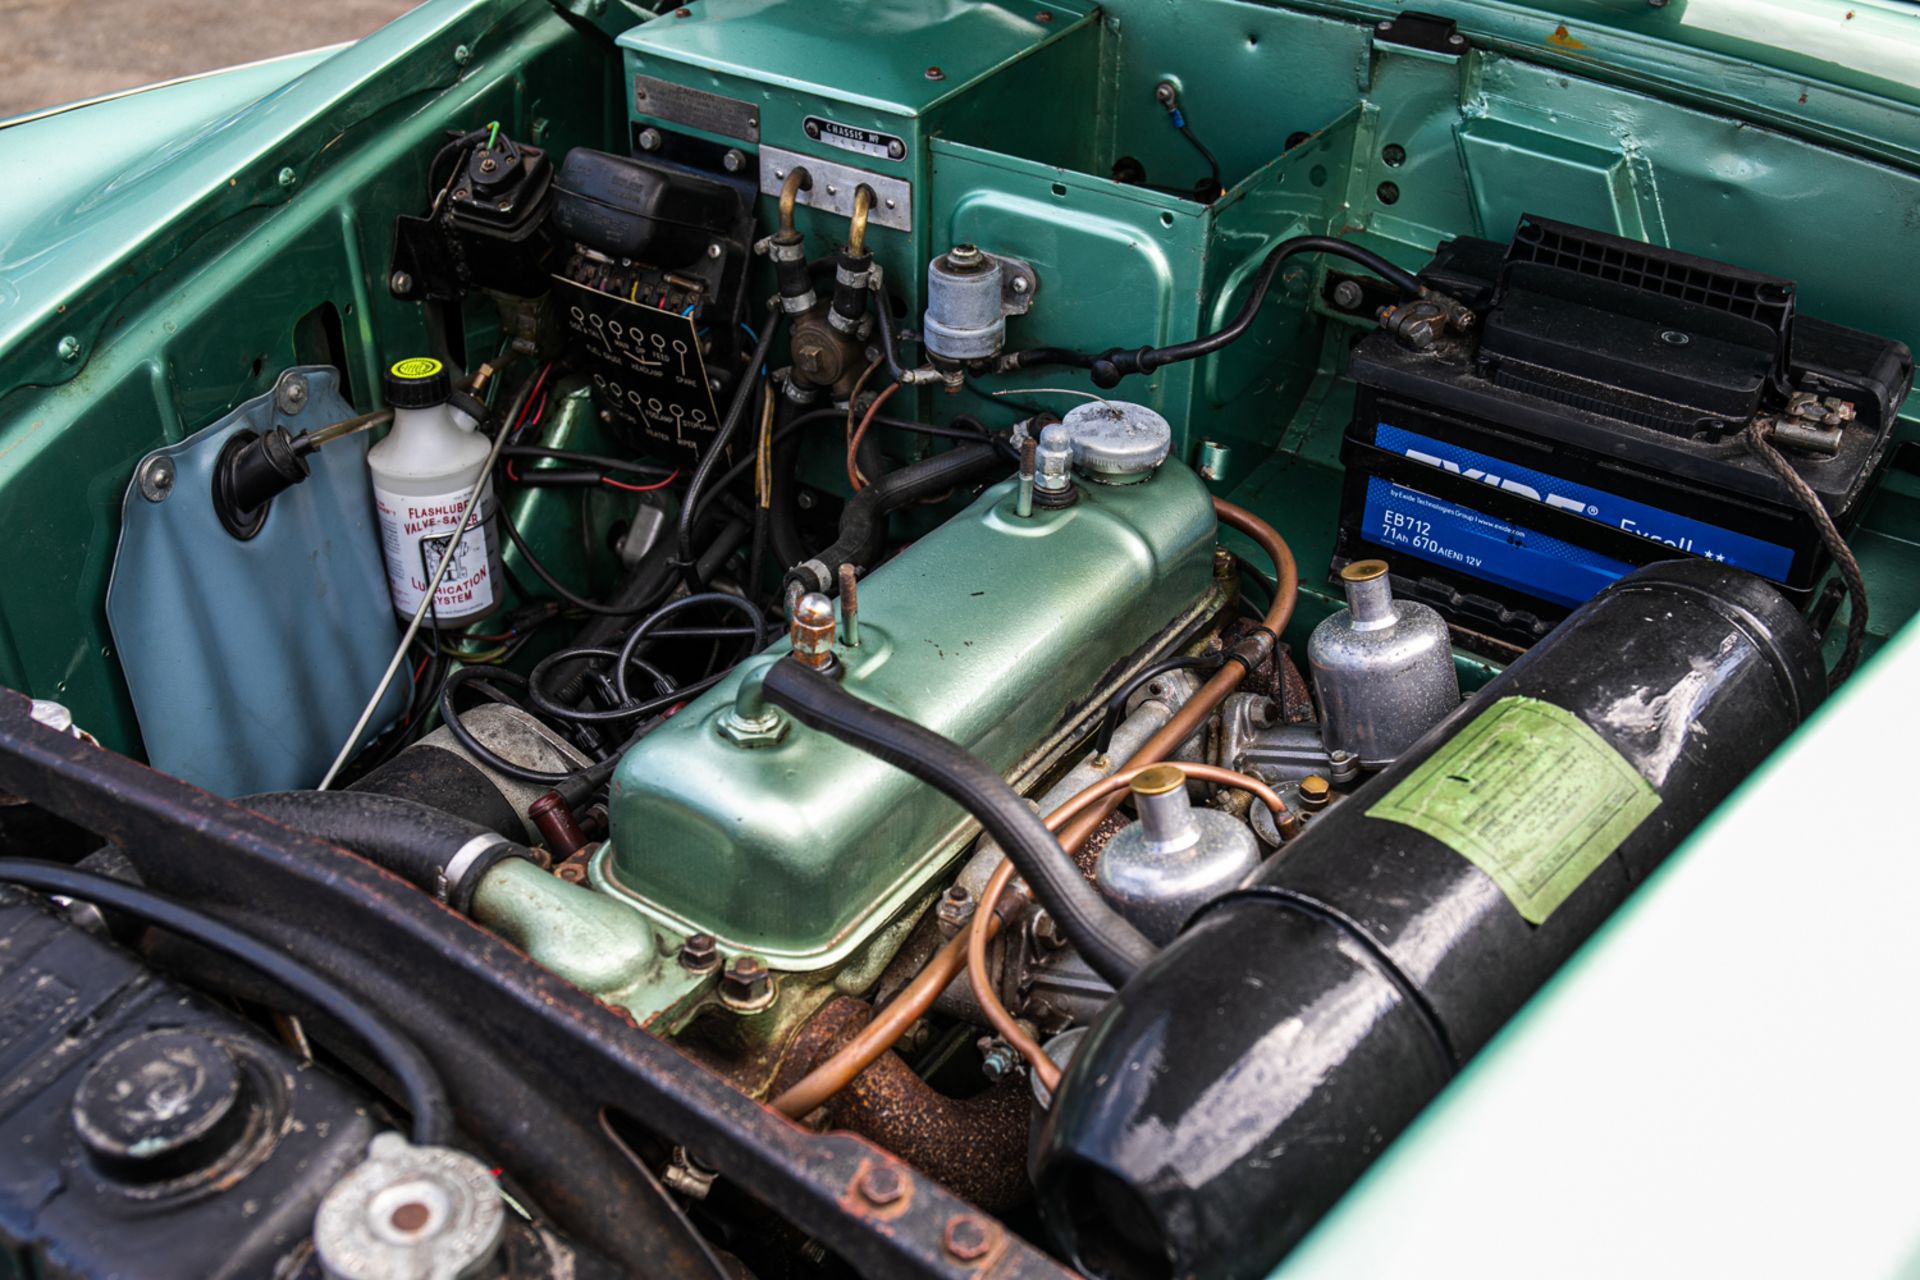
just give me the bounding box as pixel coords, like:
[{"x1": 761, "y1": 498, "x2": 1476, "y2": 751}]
[{"x1": 925, "y1": 66, "x2": 945, "y2": 81}]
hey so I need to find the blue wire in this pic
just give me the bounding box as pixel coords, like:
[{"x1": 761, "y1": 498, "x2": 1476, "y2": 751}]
[
  {"x1": 682, "y1": 303, "x2": 696, "y2": 316},
  {"x1": 740, "y1": 322, "x2": 760, "y2": 344}
]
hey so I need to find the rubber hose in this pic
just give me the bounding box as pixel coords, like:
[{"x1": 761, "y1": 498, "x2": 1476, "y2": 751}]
[
  {"x1": 241, "y1": 791, "x2": 525, "y2": 913},
  {"x1": 784, "y1": 443, "x2": 1004, "y2": 598},
  {"x1": 759, "y1": 661, "x2": 1158, "y2": 988}
]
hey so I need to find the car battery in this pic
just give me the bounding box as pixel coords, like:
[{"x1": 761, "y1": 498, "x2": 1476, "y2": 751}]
[{"x1": 1334, "y1": 215, "x2": 1912, "y2": 650}]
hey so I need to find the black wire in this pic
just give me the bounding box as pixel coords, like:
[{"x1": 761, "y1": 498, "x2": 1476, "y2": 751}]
[
  {"x1": 0, "y1": 860, "x2": 451, "y2": 1146},
  {"x1": 678, "y1": 307, "x2": 781, "y2": 591},
  {"x1": 502, "y1": 446, "x2": 676, "y2": 475},
  {"x1": 438, "y1": 666, "x2": 671, "y2": 786},
  {"x1": 1008, "y1": 235, "x2": 1426, "y2": 387},
  {"x1": 1092, "y1": 655, "x2": 1224, "y2": 756},
  {"x1": 495, "y1": 499, "x2": 654, "y2": 617},
  {"x1": 614, "y1": 593, "x2": 769, "y2": 704}
]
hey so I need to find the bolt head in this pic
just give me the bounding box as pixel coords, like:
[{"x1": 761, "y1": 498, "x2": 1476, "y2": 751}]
[
  {"x1": 857, "y1": 1164, "x2": 906, "y2": 1205},
  {"x1": 57, "y1": 335, "x2": 81, "y2": 363},
  {"x1": 803, "y1": 120, "x2": 821, "y2": 139},
  {"x1": 389, "y1": 270, "x2": 414, "y2": 296},
  {"x1": 1010, "y1": 276, "x2": 1029, "y2": 294},
  {"x1": 453, "y1": 43, "x2": 472, "y2": 65},
  {"x1": 925, "y1": 66, "x2": 945, "y2": 81},
  {"x1": 886, "y1": 138, "x2": 906, "y2": 160},
  {"x1": 943, "y1": 1215, "x2": 994, "y2": 1261},
  {"x1": 478, "y1": 156, "x2": 497, "y2": 173},
  {"x1": 638, "y1": 127, "x2": 663, "y2": 152},
  {"x1": 678, "y1": 933, "x2": 719, "y2": 973},
  {"x1": 276, "y1": 374, "x2": 310, "y2": 415},
  {"x1": 277, "y1": 166, "x2": 297, "y2": 189},
  {"x1": 1333, "y1": 279, "x2": 1365, "y2": 310},
  {"x1": 719, "y1": 954, "x2": 773, "y2": 1008},
  {"x1": 722, "y1": 148, "x2": 746, "y2": 173}
]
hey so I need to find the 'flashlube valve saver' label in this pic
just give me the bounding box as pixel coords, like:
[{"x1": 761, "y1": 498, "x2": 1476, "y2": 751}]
[{"x1": 373, "y1": 485, "x2": 496, "y2": 620}]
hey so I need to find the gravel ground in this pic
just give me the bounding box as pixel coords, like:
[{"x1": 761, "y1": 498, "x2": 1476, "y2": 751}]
[{"x1": 0, "y1": 0, "x2": 420, "y2": 118}]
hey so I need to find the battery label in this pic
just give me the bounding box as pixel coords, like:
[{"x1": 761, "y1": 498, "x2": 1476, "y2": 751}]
[{"x1": 1362, "y1": 424, "x2": 1795, "y2": 608}]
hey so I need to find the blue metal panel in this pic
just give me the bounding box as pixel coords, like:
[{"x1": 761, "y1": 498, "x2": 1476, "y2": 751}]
[{"x1": 105, "y1": 368, "x2": 408, "y2": 795}]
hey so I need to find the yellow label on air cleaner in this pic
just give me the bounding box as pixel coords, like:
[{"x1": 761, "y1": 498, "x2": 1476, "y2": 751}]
[
  {"x1": 390, "y1": 356, "x2": 444, "y2": 380},
  {"x1": 1366, "y1": 696, "x2": 1660, "y2": 924}
]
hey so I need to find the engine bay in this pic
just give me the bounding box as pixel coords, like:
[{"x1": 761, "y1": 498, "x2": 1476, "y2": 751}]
[{"x1": 1, "y1": 1, "x2": 1916, "y2": 1276}]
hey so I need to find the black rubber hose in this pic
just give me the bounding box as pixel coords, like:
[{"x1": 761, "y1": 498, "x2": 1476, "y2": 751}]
[
  {"x1": 678, "y1": 306, "x2": 781, "y2": 591},
  {"x1": 0, "y1": 859, "x2": 452, "y2": 1146},
  {"x1": 241, "y1": 791, "x2": 525, "y2": 913},
  {"x1": 1012, "y1": 235, "x2": 1424, "y2": 388},
  {"x1": 760, "y1": 661, "x2": 1158, "y2": 988},
  {"x1": 784, "y1": 443, "x2": 1006, "y2": 598}
]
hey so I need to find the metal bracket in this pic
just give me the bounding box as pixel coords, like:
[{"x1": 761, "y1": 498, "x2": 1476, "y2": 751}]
[
  {"x1": 759, "y1": 146, "x2": 912, "y2": 233},
  {"x1": 1372, "y1": 11, "x2": 1468, "y2": 55}
]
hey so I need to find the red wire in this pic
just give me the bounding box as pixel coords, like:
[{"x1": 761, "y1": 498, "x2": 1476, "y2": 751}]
[
  {"x1": 600, "y1": 469, "x2": 680, "y2": 493},
  {"x1": 504, "y1": 363, "x2": 554, "y2": 483}
]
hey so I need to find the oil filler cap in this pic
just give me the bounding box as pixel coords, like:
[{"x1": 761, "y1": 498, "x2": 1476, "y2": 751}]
[
  {"x1": 384, "y1": 357, "x2": 452, "y2": 409},
  {"x1": 72, "y1": 1029, "x2": 254, "y2": 1185},
  {"x1": 1062, "y1": 400, "x2": 1172, "y2": 484}
]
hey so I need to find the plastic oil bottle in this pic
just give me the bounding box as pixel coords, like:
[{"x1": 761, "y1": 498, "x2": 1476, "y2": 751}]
[{"x1": 366, "y1": 357, "x2": 503, "y2": 623}]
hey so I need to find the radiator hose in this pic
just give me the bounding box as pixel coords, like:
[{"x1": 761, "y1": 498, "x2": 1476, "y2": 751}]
[{"x1": 242, "y1": 791, "x2": 528, "y2": 913}]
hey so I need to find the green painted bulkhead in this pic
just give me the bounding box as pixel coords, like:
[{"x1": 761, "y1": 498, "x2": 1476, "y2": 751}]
[{"x1": 594, "y1": 463, "x2": 1218, "y2": 967}]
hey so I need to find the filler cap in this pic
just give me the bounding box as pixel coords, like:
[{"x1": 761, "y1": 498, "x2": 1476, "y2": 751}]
[
  {"x1": 1062, "y1": 400, "x2": 1172, "y2": 483},
  {"x1": 383, "y1": 357, "x2": 451, "y2": 409}
]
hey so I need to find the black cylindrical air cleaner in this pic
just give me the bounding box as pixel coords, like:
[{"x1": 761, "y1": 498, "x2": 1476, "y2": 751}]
[{"x1": 1034, "y1": 560, "x2": 1825, "y2": 1280}]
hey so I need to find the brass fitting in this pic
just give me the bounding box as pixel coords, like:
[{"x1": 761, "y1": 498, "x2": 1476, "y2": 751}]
[
  {"x1": 778, "y1": 166, "x2": 811, "y2": 237},
  {"x1": 848, "y1": 183, "x2": 874, "y2": 257}
]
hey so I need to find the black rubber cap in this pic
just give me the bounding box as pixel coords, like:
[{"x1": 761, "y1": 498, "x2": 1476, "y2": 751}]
[
  {"x1": 384, "y1": 356, "x2": 452, "y2": 409},
  {"x1": 72, "y1": 1030, "x2": 254, "y2": 1184}
]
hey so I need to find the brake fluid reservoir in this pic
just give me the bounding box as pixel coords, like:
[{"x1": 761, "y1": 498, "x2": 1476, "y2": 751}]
[{"x1": 367, "y1": 358, "x2": 502, "y2": 622}]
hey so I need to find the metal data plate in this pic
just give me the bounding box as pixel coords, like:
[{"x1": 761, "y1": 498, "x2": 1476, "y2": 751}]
[
  {"x1": 105, "y1": 368, "x2": 409, "y2": 796},
  {"x1": 556, "y1": 276, "x2": 725, "y2": 460},
  {"x1": 758, "y1": 145, "x2": 912, "y2": 232},
  {"x1": 633, "y1": 74, "x2": 759, "y2": 142}
]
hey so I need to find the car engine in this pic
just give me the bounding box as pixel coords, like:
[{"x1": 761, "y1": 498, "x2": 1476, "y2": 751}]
[{"x1": 0, "y1": 1, "x2": 1914, "y2": 1277}]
